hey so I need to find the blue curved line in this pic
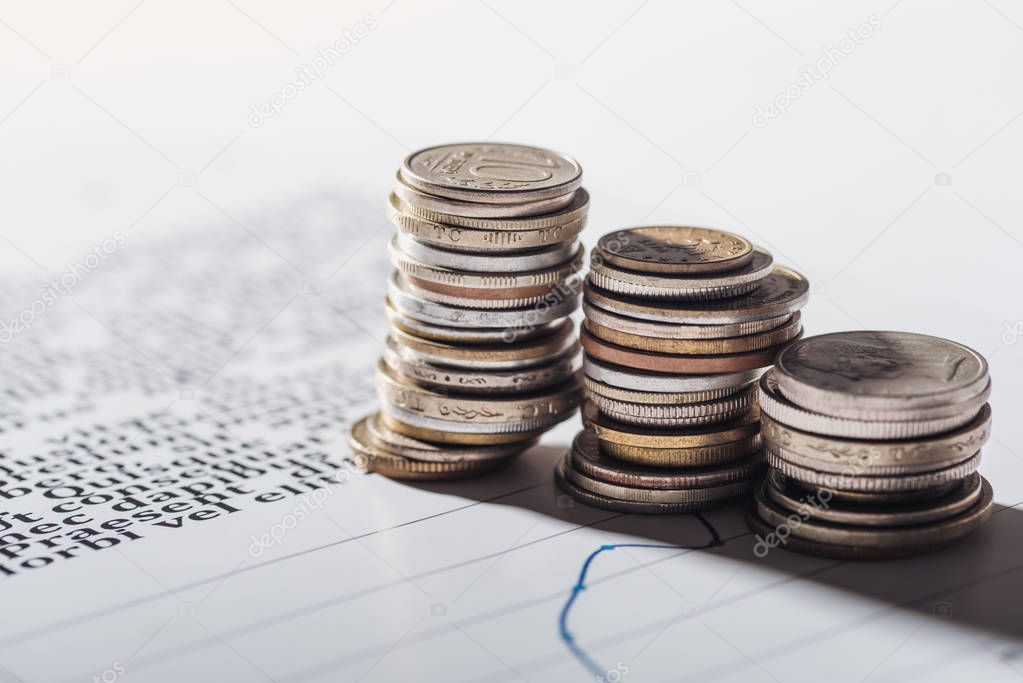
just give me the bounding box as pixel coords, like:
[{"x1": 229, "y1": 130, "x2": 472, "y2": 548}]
[{"x1": 558, "y1": 512, "x2": 723, "y2": 678}]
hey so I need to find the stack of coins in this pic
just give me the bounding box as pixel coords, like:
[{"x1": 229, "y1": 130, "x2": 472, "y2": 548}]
[
  {"x1": 556, "y1": 226, "x2": 809, "y2": 512},
  {"x1": 349, "y1": 142, "x2": 587, "y2": 480},
  {"x1": 750, "y1": 331, "x2": 994, "y2": 559}
]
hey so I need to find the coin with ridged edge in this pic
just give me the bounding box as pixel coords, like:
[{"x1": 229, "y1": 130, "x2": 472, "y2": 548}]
[
  {"x1": 765, "y1": 448, "x2": 981, "y2": 492},
  {"x1": 589, "y1": 383, "x2": 756, "y2": 427},
  {"x1": 400, "y1": 142, "x2": 582, "y2": 204},
  {"x1": 588, "y1": 248, "x2": 773, "y2": 299},
  {"x1": 392, "y1": 177, "x2": 577, "y2": 220},
  {"x1": 598, "y1": 433, "x2": 763, "y2": 468},
  {"x1": 385, "y1": 298, "x2": 560, "y2": 344},
  {"x1": 582, "y1": 301, "x2": 792, "y2": 341},
  {"x1": 583, "y1": 401, "x2": 760, "y2": 449},
  {"x1": 759, "y1": 405, "x2": 992, "y2": 475},
  {"x1": 585, "y1": 313, "x2": 802, "y2": 355},
  {"x1": 570, "y1": 430, "x2": 763, "y2": 489},
  {"x1": 379, "y1": 408, "x2": 547, "y2": 445},
  {"x1": 583, "y1": 356, "x2": 763, "y2": 394},
  {"x1": 596, "y1": 226, "x2": 753, "y2": 274},
  {"x1": 583, "y1": 375, "x2": 750, "y2": 405},
  {"x1": 357, "y1": 412, "x2": 533, "y2": 462},
  {"x1": 389, "y1": 320, "x2": 575, "y2": 370}
]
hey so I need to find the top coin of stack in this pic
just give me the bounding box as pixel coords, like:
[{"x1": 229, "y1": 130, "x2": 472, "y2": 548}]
[
  {"x1": 556, "y1": 226, "x2": 809, "y2": 513},
  {"x1": 349, "y1": 142, "x2": 588, "y2": 480},
  {"x1": 750, "y1": 331, "x2": 994, "y2": 559}
]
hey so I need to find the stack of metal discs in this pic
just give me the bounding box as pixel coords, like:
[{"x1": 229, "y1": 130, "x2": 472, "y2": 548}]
[
  {"x1": 349, "y1": 142, "x2": 587, "y2": 480},
  {"x1": 556, "y1": 226, "x2": 809, "y2": 512},
  {"x1": 750, "y1": 331, "x2": 994, "y2": 559}
]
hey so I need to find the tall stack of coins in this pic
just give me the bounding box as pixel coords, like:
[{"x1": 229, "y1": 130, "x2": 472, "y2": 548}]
[
  {"x1": 749, "y1": 331, "x2": 994, "y2": 559},
  {"x1": 349, "y1": 142, "x2": 587, "y2": 480},
  {"x1": 556, "y1": 226, "x2": 809, "y2": 512}
]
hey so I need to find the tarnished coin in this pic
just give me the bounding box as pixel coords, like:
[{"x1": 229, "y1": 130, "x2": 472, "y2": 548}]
[
  {"x1": 380, "y1": 406, "x2": 549, "y2": 444},
  {"x1": 774, "y1": 331, "x2": 990, "y2": 412},
  {"x1": 765, "y1": 470, "x2": 984, "y2": 527},
  {"x1": 392, "y1": 177, "x2": 576, "y2": 219},
  {"x1": 388, "y1": 272, "x2": 579, "y2": 328},
  {"x1": 583, "y1": 301, "x2": 792, "y2": 341},
  {"x1": 585, "y1": 312, "x2": 802, "y2": 355},
  {"x1": 383, "y1": 338, "x2": 580, "y2": 395},
  {"x1": 765, "y1": 449, "x2": 982, "y2": 492},
  {"x1": 583, "y1": 356, "x2": 763, "y2": 394},
  {"x1": 590, "y1": 383, "x2": 756, "y2": 427},
  {"x1": 583, "y1": 401, "x2": 761, "y2": 449},
  {"x1": 557, "y1": 456, "x2": 754, "y2": 511},
  {"x1": 348, "y1": 414, "x2": 524, "y2": 480},
  {"x1": 750, "y1": 475, "x2": 993, "y2": 553},
  {"x1": 588, "y1": 249, "x2": 773, "y2": 299},
  {"x1": 758, "y1": 371, "x2": 980, "y2": 439},
  {"x1": 760, "y1": 404, "x2": 992, "y2": 475},
  {"x1": 388, "y1": 193, "x2": 585, "y2": 251},
  {"x1": 389, "y1": 321, "x2": 576, "y2": 370},
  {"x1": 570, "y1": 430, "x2": 763, "y2": 489},
  {"x1": 584, "y1": 268, "x2": 808, "y2": 324},
  {"x1": 375, "y1": 360, "x2": 579, "y2": 425},
  {"x1": 596, "y1": 226, "x2": 754, "y2": 274},
  {"x1": 598, "y1": 434, "x2": 763, "y2": 468},
  {"x1": 385, "y1": 298, "x2": 560, "y2": 344},
  {"x1": 580, "y1": 325, "x2": 792, "y2": 373},
  {"x1": 400, "y1": 143, "x2": 582, "y2": 204},
  {"x1": 357, "y1": 412, "x2": 533, "y2": 462}
]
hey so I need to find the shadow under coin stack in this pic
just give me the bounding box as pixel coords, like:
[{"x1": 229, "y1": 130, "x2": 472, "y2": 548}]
[
  {"x1": 750, "y1": 331, "x2": 994, "y2": 559},
  {"x1": 557, "y1": 226, "x2": 809, "y2": 512},
  {"x1": 348, "y1": 142, "x2": 588, "y2": 480}
]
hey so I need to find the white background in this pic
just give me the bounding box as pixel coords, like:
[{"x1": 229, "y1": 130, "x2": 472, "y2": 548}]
[{"x1": 2, "y1": 1, "x2": 1023, "y2": 682}]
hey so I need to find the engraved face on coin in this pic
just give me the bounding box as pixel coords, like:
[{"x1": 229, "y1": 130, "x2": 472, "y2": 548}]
[
  {"x1": 596, "y1": 226, "x2": 753, "y2": 274},
  {"x1": 775, "y1": 331, "x2": 989, "y2": 409},
  {"x1": 400, "y1": 143, "x2": 582, "y2": 203}
]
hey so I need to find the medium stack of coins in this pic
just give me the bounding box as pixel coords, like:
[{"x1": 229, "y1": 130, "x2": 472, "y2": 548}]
[
  {"x1": 349, "y1": 142, "x2": 587, "y2": 480},
  {"x1": 750, "y1": 331, "x2": 994, "y2": 559},
  {"x1": 556, "y1": 226, "x2": 809, "y2": 512}
]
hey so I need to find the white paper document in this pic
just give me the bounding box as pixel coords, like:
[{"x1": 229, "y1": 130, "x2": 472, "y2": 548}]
[{"x1": 1, "y1": 195, "x2": 1021, "y2": 683}]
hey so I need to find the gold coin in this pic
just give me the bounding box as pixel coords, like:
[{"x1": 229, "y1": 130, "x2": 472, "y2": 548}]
[
  {"x1": 584, "y1": 313, "x2": 801, "y2": 355},
  {"x1": 583, "y1": 401, "x2": 760, "y2": 449},
  {"x1": 600, "y1": 434, "x2": 763, "y2": 468},
  {"x1": 359, "y1": 412, "x2": 534, "y2": 462}
]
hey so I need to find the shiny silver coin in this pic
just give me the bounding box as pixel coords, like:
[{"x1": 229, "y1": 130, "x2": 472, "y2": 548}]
[
  {"x1": 583, "y1": 268, "x2": 808, "y2": 324},
  {"x1": 583, "y1": 356, "x2": 763, "y2": 394},
  {"x1": 774, "y1": 331, "x2": 990, "y2": 413},
  {"x1": 385, "y1": 298, "x2": 560, "y2": 344},
  {"x1": 766, "y1": 448, "x2": 982, "y2": 492},
  {"x1": 388, "y1": 322, "x2": 577, "y2": 371},
  {"x1": 765, "y1": 469, "x2": 985, "y2": 527},
  {"x1": 380, "y1": 400, "x2": 576, "y2": 435},
  {"x1": 582, "y1": 375, "x2": 751, "y2": 405},
  {"x1": 590, "y1": 383, "x2": 756, "y2": 427},
  {"x1": 395, "y1": 233, "x2": 581, "y2": 272},
  {"x1": 588, "y1": 249, "x2": 774, "y2": 299},
  {"x1": 758, "y1": 371, "x2": 980, "y2": 439},
  {"x1": 760, "y1": 404, "x2": 992, "y2": 475},
  {"x1": 388, "y1": 272, "x2": 578, "y2": 328},
  {"x1": 398, "y1": 270, "x2": 584, "y2": 310},
  {"x1": 582, "y1": 301, "x2": 792, "y2": 341},
  {"x1": 396, "y1": 188, "x2": 590, "y2": 231},
  {"x1": 400, "y1": 142, "x2": 582, "y2": 204},
  {"x1": 383, "y1": 341, "x2": 581, "y2": 395},
  {"x1": 393, "y1": 174, "x2": 577, "y2": 218}
]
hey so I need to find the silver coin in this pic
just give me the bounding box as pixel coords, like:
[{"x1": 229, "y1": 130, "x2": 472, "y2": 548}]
[
  {"x1": 385, "y1": 298, "x2": 560, "y2": 343},
  {"x1": 774, "y1": 331, "x2": 990, "y2": 412},
  {"x1": 758, "y1": 371, "x2": 980, "y2": 440},
  {"x1": 398, "y1": 270, "x2": 584, "y2": 310},
  {"x1": 395, "y1": 233, "x2": 581, "y2": 272},
  {"x1": 397, "y1": 187, "x2": 590, "y2": 230},
  {"x1": 582, "y1": 375, "x2": 750, "y2": 404},
  {"x1": 400, "y1": 142, "x2": 582, "y2": 204},
  {"x1": 383, "y1": 341, "x2": 581, "y2": 394},
  {"x1": 760, "y1": 404, "x2": 992, "y2": 475},
  {"x1": 380, "y1": 401, "x2": 575, "y2": 435},
  {"x1": 766, "y1": 448, "x2": 982, "y2": 492},
  {"x1": 588, "y1": 249, "x2": 774, "y2": 299},
  {"x1": 583, "y1": 268, "x2": 808, "y2": 324},
  {"x1": 589, "y1": 383, "x2": 756, "y2": 427},
  {"x1": 583, "y1": 356, "x2": 763, "y2": 393},
  {"x1": 582, "y1": 301, "x2": 792, "y2": 341},
  {"x1": 393, "y1": 174, "x2": 577, "y2": 218},
  {"x1": 388, "y1": 322, "x2": 577, "y2": 371},
  {"x1": 388, "y1": 272, "x2": 579, "y2": 328}
]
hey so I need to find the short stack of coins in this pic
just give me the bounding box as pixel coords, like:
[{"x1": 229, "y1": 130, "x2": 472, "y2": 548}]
[
  {"x1": 749, "y1": 331, "x2": 994, "y2": 559},
  {"x1": 349, "y1": 142, "x2": 587, "y2": 480},
  {"x1": 556, "y1": 226, "x2": 809, "y2": 512}
]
